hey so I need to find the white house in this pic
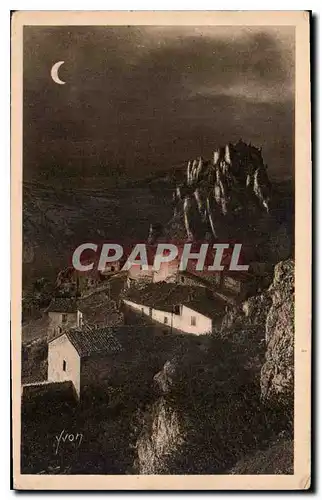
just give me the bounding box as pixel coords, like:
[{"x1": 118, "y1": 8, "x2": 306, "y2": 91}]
[
  {"x1": 152, "y1": 258, "x2": 179, "y2": 283},
  {"x1": 123, "y1": 283, "x2": 223, "y2": 335},
  {"x1": 127, "y1": 263, "x2": 155, "y2": 283},
  {"x1": 47, "y1": 298, "x2": 83, "y2": 341},
  {"x1": 123, "y1": 299, "x2": 215, "y2": 335},
  {"x1": 47, "y1": 327, "x2": 122, "y2": 399}
]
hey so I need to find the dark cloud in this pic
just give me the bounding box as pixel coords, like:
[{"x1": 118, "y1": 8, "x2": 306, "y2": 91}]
[{"x1": 23, "y1": 26, "x2": 295, "y2": 185}]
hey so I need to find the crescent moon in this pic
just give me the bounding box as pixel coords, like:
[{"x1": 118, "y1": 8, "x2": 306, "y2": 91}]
[{"x1": 51, "y1": 61, "x2": 66, "y2": 85}]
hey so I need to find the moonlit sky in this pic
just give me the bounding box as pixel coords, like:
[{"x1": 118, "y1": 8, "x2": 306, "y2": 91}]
[{"x1": 23, "y1": 26, "x2": 295, "y2": 187}]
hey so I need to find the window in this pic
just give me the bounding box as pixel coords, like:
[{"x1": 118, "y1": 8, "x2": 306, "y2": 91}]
[
  {"x1": 164, "y1": 316, "x2": 168, "y2": 324},
  {"x1": 174, "y1": 305, "x2": 181, "y2": 315},
  {"x1": 191, "y1": 316, "x2": 197, "y2": 326},
  {"x1": 63, "y1": 360, "x2": 67, "y2": 371},
  {"x1": 62, "y1": 313, "x2": 67, "y2": 324}
]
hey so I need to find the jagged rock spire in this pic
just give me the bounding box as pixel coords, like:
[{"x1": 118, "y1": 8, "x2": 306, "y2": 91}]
[
  {"x1": 213, "y1": 149, "x2": 220, "y2": 166},
  {"x1": 224, "y1": 144, "x2": 232, "y2": 165},
  {"x1": 172, "y1": 139, "x2": 272, "y2": 241}
]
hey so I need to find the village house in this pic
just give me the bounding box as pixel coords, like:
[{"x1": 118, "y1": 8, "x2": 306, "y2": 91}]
[
  {"x1": 222, "y1": 270, "x2": 258, "y2": 300},
  {"x1": 47, "y1": 298, "x2": 83, "y2": 341},
  {"x1": 124, "y1": 246, "x2": 257, "y2": 303},
  {"x1": 152, "y1": 258, "x2": 179, "y2": 283},
  {"x1": 127, "y1": 262, "x2": 154, "y2": 286},
  {"x1": 176, "y1": 267, "x2": 259, "y2": 303},
  {"x1": 55, "y1": 266, "x2": 105, "y2": 298},
  {"x1": 99, "y1": 259, "x2": 122, "y2": 275},
  {"x1": 123, "y1": 283, "x2": 224, "y2": 335},
  {"x1": 127, "y1": 258, "x2": 179, "y2": 287},
  {"x1": 47, "y1": 326, "x2": 123, "y2": 399},
  {"x1": 177, "y1": 269, "x2": 222, "y2": 289},
  {"x1": 126, "y1": 245, "x2": 182, "y2": 287}
]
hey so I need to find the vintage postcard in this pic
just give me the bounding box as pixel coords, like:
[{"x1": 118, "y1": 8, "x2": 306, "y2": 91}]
[{"x1": 11, "y1": 11, "x2": 311, "y2": 490}]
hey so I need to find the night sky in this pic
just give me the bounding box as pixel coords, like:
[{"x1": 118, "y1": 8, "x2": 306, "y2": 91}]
[{"x1": 23, "y1": 25, "x2": 295, "y2": 187}]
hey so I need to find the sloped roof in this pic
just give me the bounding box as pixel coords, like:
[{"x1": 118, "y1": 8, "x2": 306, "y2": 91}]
[
  {"x1": 47, "y1": 298, "x2": 81, "y2": 313},
  {"x1": 224, "y1": 270, "x2": 253, "y2": 283},
  {"x1": 183, "y1": 299, "x2": 223, "y2": 320},
  {"x1": 22, "y1": 380, "x2": 77, "y2": 403},
  {"x1": 123, "y1": 282, "x2": 225, "y2": 319},
  {"x1": 181, "y1": 270, "x2": 220, "y2": 289},
  {"x1": 65, "y1": 327, "x2": 123, "y2": 357},
  {"x1": 124, "y1": 283, "x2": 196, "y2": 312}
]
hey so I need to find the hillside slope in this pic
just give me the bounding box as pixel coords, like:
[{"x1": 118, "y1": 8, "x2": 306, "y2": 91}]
[
  {"x1": 134, "y1": 258, "x2": 294, "y2": 474},
  {"x1": 23, "y1": 180, "x2": 174, "y2": 285}
]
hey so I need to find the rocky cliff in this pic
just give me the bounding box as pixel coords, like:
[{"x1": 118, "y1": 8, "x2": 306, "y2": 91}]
[
  {"x1": 222, "y1": 257, "x2": 294, "y2": 416},
  {"x1": 135, "y1": 396, "x2": 184, "y2": 474},
  {"x1": 169, "y1": 141, "x2": 271, "y2": 240},
  {"x1": 163, "y1": 141, "x2": 293, "y2": 267},
  {"x1": 260, "y1": 259, "x2": 294, "y2": 410},
  {"x1": 222, "y1": 258, "x2": 294, "y2": 406},
  {"x1": 134, "y1": 259, "x2": 294, "y2": 474}
]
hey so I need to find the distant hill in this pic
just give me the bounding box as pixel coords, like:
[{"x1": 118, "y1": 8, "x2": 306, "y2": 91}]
[{"x1": 23, "y1": 179, "x2": 174, "y2": 286}]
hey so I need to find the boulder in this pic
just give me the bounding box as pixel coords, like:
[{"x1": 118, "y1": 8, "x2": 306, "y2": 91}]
[
  {"x1": 153, "y1": 359, "x2": 178, "y2": 394},
  {"x1": 135, "y1": 397, "x2": 184, "y2": 474}
]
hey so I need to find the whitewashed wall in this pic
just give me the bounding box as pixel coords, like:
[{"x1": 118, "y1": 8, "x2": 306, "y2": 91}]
[
  {"x1": 152, "y1": 260, "x2": 179, "y2": 283},
  {"x1": 127, "y1": 261, "x2": 179, "y2": 284},
  {"x1": 176, "y1": 305, "x2": 212, "y2": 335},
  {"x1": 123, "y1": 299, "x2": 212, "y2": 335},
  {"x1": 48, "y1": 334, "x2": 81, "y2": 398},
  {"x1": 128, "y1": 265, "x2": 154, "y2": 281},
  {"x1": 123, "y1": 300, "x2": 151, "y2": 316}
]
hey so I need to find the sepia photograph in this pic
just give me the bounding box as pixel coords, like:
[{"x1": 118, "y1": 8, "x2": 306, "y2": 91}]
[{"x1": 11, "y1": 10, "x2": 311, "y2": 490}]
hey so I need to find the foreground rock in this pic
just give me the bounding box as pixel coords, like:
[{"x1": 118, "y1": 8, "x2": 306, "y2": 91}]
[
  {"x1": 220, "y1": 258, "x2": 294, "y2": 410},
  {"x1": 135, "y1": 397, "x2": 184, "y2": 474},
  {"x1": 134, "y1": 259, "x2": 294, "y2": 474},
  {"x1": 260, "y1": 259, "x2": 294, "y2": 409}
]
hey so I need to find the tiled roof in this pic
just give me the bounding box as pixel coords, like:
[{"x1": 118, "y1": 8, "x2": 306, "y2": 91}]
[
  {"x1": 181, "y1": 270, "x2": 221, "y2": 288},
  {"x1": 123, "y1": 282, "x2": 225, "y2": 318},
  {"x1": 124, "y1": 283, "x2": 195, "y2": 312},
  {"x1": 22, "y1": 380, "x2": 77, "y2": 401},
  {"x1": 183, "y1": 299, "x2": 223, "y2": 320},
  {"x1": 65, "y1": 327, "x2": 123, "y2": 357},
  {"x1": 224, "y1": 270, "x2": 253, "y2": 282},
  {"x1": 47, "y1": 298, "x2": 81, "y2": 313}
]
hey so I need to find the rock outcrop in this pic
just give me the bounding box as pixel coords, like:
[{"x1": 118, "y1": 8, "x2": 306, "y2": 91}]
[
  {"x1": 134, "y1": 359, "x2": 183, "y2": 474},
  {"x1": 260, "y1": 259, "x2": 294, "y2": 408},
  {"x1": 221, "y1": 258, "x2": 294, "y2": 409},
  {"x1": 135, "y1": 397, "x2": 184, "y2": 474},
  {"x1": 161, "y1": 140, "x2": 294, "y2": 272},
  {"x1": 171, "y1": 140, "x2": 273, "y2": 243},
  {"x1": 153, "y1": 358, "x2": 179, "y2": 395},
  {"x1": 134, "y1": 259, "x2": 294, "y2": 474}
]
